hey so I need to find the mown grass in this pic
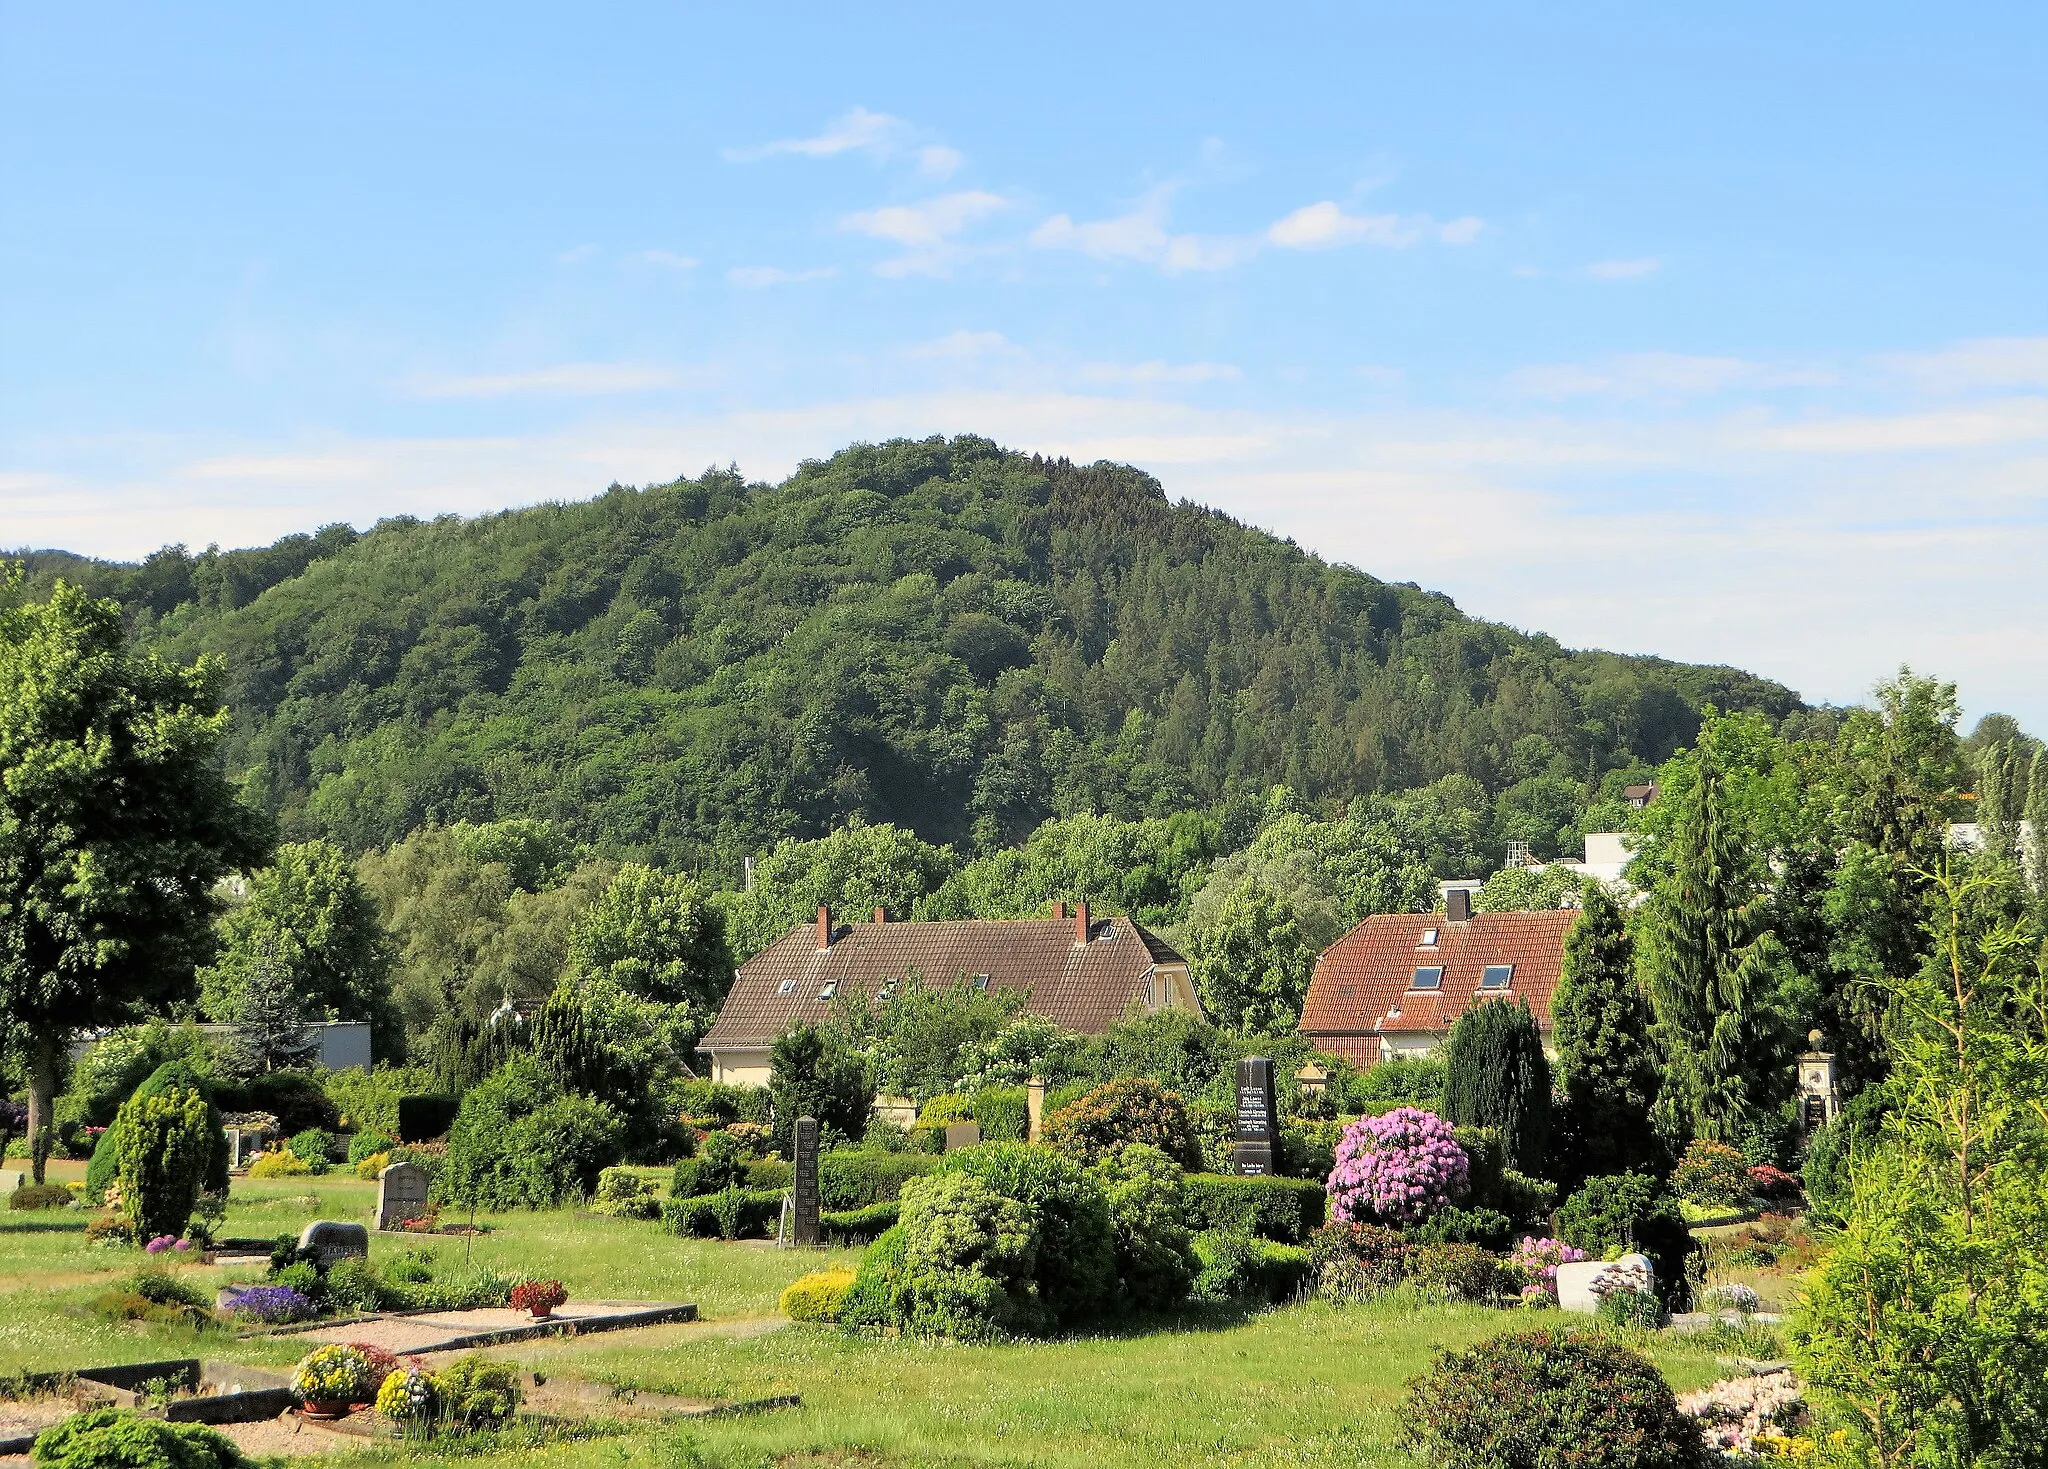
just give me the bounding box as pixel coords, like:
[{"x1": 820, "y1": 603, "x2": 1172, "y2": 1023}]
[{"x1": 2, "y1": 1173, "x2": 1776, "y2": 1468}]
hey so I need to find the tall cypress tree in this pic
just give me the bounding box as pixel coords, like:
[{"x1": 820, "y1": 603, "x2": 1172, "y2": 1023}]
[
  {"x1": 2025, "y1": 749, "x2": 2048, "y2": 905},
  {"x1": 1647, "y1": 742, "x2": 1795, "y2": 1143},
  {"x1": 1441, "y1": 996, "x2": 1551, "y2": 1174},
  {"x1": 1551, "y1": 884, "x2": 1660, "y2": 1183},
  {"x1": 1978, "y1": 741, "x2": 2025, "y2": 864}
]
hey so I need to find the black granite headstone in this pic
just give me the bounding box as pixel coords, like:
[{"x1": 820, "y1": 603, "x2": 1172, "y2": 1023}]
[
  {"x1": 1232, "y1": 1056, "x2": 1277, "y2": 1176},
  {"x1": 792, "y1": 1116, "x2": 821, "y2": 1246}
]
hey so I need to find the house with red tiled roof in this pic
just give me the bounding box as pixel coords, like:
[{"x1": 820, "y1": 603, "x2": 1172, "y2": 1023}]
[
  {"x1": 699, "y1": 901, "x2": 1199, "y2": 1086},
  {"x1": 1299, "y1": 892, "x2": 1575, "y2": 1067}
]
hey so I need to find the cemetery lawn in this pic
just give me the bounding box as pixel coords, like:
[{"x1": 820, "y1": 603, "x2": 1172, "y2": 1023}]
[{"x1": 2, "y1": 1175, "x2": 1768, "y2": 1468}]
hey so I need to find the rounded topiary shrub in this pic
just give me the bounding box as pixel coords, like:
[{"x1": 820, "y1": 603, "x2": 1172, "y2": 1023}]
[
  {"x1": 1404, "y1": 1327, "x2": 1711, "y2": 1469},
  {"x1": 444, "y1": 1059, "x2": 623, "y2": 1210},
  {"x1": 1040, "y1": 1079, "x2": 1199, "y2": 1169},
  {"x1": 935, "y1": 1142, "x2": 1116, "y2": 1328},
  {"x1": 1327, "y1": 1108, "x2": 1469, "y2": 1227},
  {"x1": 33, "y1": 1407, "x2": 249, "y2": 1469},
  {"x1": 115, "y1": 1077, "x2": 221, "y2": 1241},
  {"x1": 780, "y1": 1268, "x2": 857, "y2": 1322}
]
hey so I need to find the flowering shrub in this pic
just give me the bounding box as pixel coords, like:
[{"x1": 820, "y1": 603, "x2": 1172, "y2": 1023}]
[
  {"x1": 1676, "y1": 1371, "x2": 1804, "y2": 1460},
  {"x1": 222, "y1": 1285, "x2": 315, "y2": 1324},
  {"x1": 1405, "y1": 1327, "x2": 1712, "y2": 1469},
  {"x1": 1672, "y1": 1141, "x2": 1749, "y2": 1207},
  {"x1": 1040, "y1": 1078, "x2": 1199, "y2": 1169},
  {"x1": 376, "y1": 1367, "x2": 437, "y2": 1424},
  {"x1": 1506, "y1": 1236, "x2": 1587, "y2": 1299},
  {"x1": 248, "y1": 1148, "x2": 312, "y2": 1178},
  {"x1": 1745, "y1": 1164, "x2": 1802, "y2": 1207},
  {"x1": 509, "y1": 1279, "x2": 567, "y2": 1315},
  {"x1": 1326, "y1": 1108, "x2": 1469, "y2": 1226},
  {"x1": 292, "y1": 1344, "x2": 379, "y2": 1403},
  {"x1": 1701, "y1": 1282, "x2": 1762, "y2": 1314}
]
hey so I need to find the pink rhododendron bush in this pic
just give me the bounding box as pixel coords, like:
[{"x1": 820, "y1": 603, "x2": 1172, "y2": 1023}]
[{"x1": 1325, "y1": 1107, "x2": 1469, "y2": 1225}]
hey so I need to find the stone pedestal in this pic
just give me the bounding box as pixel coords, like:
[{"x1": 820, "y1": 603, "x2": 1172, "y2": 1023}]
[{"x1": 1026, "y1": 1077, "x2": 1046, "y2": 1142}]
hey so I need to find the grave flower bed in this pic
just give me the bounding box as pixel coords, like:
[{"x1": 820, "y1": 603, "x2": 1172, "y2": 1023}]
[
  {"x1": 221, "y1": 1284, "x2": 316, "y2": 1324},
  {"x1": 1676, "y1": 1371, "x2": 1804, "y2": 1460}
]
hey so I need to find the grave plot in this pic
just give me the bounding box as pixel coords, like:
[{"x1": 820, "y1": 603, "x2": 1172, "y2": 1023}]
[{"x1": 283, "y1": 1302, "x2": 699, "y2": 1355}]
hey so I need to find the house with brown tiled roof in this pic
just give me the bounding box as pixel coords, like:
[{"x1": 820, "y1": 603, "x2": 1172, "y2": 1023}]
[
  {"x1": 1299, "y1": 891, "x2": 1575, "y2": 1068},
  {"x1": 699, "y1": 901, "x2": 1199, "y2": 1085}
]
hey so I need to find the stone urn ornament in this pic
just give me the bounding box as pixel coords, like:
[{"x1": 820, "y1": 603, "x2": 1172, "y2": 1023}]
[{"x1": 510, "y1": 1278, "x2": 567, "y2": 1319}]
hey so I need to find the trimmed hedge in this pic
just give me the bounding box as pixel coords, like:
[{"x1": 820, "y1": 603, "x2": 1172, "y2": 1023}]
[
  {"x1": 1181, "y1": 1174, "x2": 1327, "y2": 1243},
  {"x1": 821, "y1": 1201, "x2": 899, "y2": 1245},
  {"x1": 819, "y1": 1150, "x2": 938, "y2": 1208},
  {"x1": 659, "y1": 1186, "x2": 784, "y2": 1240},
  {"x1": 1190, "y1": 1230, "x2": 1314, "y2": 1304},
  {"x1": 746, "y1": 1158, "x2": 795, "y2": 1191},
  {"x1": 781, "y1": 1268, "x2": 857, "y2": 1322}
]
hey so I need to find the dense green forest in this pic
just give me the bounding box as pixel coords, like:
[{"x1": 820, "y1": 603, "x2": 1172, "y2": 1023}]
[{"x1": 15, "y1": 435, "x2": 1802, "y2": 875}]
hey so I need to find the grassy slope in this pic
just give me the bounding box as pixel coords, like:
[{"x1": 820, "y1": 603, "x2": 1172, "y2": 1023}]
[{"x1": 4, "y1": 1173, "x2": 1757, "y2": 1469}]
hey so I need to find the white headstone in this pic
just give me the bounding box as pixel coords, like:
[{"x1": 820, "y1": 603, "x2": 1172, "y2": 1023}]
[{"x1": 1556, "y1": 1255, "x2": 1657, "y2": 1314}]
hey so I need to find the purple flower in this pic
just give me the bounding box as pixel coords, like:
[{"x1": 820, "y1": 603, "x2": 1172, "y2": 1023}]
[
  {"x1": 223, "y1": 1286, "x2": 315, "y2": 1324},
  {"x1": 1325, "y1": 1107, "x2": 1470, "y2": 1226},
  {"x1": 145, "y1": 1234, "x2": 180, "y2": 1255}
]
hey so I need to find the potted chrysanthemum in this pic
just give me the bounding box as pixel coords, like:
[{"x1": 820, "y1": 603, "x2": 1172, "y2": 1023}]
[{"x1": 292, "y1": 1343, "x2": 379, "y2": 1419}]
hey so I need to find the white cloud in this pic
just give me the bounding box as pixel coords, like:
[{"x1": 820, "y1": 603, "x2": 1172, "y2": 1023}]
[
  {"x1": 1509, "y1": 352, "x2": 1835, "y2": 400},
  {"x1": 400, "y1": 363, "x2": 691, "y2": 399},
  {"x1": 907, "y1": 330, "x2": 1025, "y2": 360},
  {"x1": 838, "y1": 190, "x2": 1011, "y2": 276},
  {"x1": 1028, "y1": 186, "x2": 1257, "y2": 275},
  {"x1": 1266, "y1": 201, "x2": 1481, "y2": 250},
  {"x1": 630, "y1": 250, "x2": 699, "y2": 270},
  {"x1": 1585, "y1": 257, "x2": 1662, "y2": 280},
  {"x1": 1078, "y1": 359, "x2": 1242, "y2": 385},
  {"x1": 725, "y1": 107, "x2": 962, "y2": 178},
  {"x1": 840, "y1": 191, "x2": 1009, "y2": 249},
  {"x1": 726, "y1": 265, "x2": 838, "y2": 288},
  {"x1": 1880, "y1": 337, "x2": 2048, "y2": 393}
]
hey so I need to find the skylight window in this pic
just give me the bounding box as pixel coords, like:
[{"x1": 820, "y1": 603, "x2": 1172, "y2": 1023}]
[
  {"x1": 776, "y1": 979, "x2": 795, "y2": 995},
  {"x1": 1411, "y1": 966, "x2": 1445, "y2": 991},
  {"x1": 1481, "y1": 964, "x2": 1514, "y2": 990},
  {"x1": 972, "y1": 973, "x2": 991, "y2": 991},
  {"x1": 818, "y1": 982, "x2": 838, "y2": 1001},
  {"x1": 1417, "y1": 928, "x2": 1440, "y2": 948}
]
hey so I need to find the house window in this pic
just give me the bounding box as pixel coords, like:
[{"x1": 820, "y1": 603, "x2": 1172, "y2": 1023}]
[
  {"x1": 972, "y1": 973, "x2": 991, "y2": 992},
  {"x1": 1417, "y1": 928, "x2": 1440, "y2": 948},
  {"x1": 1481, "y1": 964, "x2": 1513, "y2": 990},
  {"x1": 776, "y1": 979, "x2": 795, "y2": 995},
  {"x1": 818, "y1": 982, "x2": 838, "y2": 1001},
  {"x1": 1411, "y1": 966, "x2": 1445, "y2": 991}
]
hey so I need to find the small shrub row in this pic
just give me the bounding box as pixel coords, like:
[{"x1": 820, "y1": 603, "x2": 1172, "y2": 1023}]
[
  {"x1": 1189, "y1": 1230, "x2": 1313, "y2": 1305},
  {"x1": 780, "y1": 1268, "x2": 858, "y2": 1322},
  {"x1": 658, "y1": 1186, "x2": 784, "y2": 1240},
  {"x1": 821, "y1": 1201, "x2": 899, "y2": 1245},
  {"x1": 1180, "y1": 1173, "x2": 1327, "y2": 1243}
]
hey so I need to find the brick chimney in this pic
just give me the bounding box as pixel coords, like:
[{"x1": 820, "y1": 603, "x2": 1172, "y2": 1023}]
[
  {"x1": 1445, "y1": 888, "x2": 1473, "y2": 923},
  {"x1": 873, "y1": 906, "x2": 887, "y2": 924},
  {"x1": 1074, "y1": 900, "x2": 1091, "y2": 944},
  {"x1": 817, "y1": 905, "x2": 833, "y2": 949},
  {"x1": 1049, "y1": 900, "x2": 1067, "y2": 920}
]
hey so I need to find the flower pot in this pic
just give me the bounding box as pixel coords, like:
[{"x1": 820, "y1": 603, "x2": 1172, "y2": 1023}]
[
  {"x1": 529, "y1": 1306, "x2": 553, "y2": 1319},
  {"x1": 301, "y1": 1401, "x2": 351, "y2": 1421}
]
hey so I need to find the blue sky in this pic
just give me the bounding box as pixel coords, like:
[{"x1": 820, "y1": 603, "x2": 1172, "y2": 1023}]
[{"x1": 4, "y1": 3, "x2": 2046, "y2": 728}]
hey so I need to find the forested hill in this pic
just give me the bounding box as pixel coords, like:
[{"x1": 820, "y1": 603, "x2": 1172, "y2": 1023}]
[{"x1": 15, "y1": 436, "x2": 1801, "y2": 869}]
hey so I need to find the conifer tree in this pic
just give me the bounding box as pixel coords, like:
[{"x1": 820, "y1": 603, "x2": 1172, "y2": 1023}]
[
  {"x1": 1550, "y1": 884, "x2": 1660, "y2": 1182},
  {"x1": 2025, "y1": 748, "x2": 2048, "y2": 904},
  {"x1": 1977, "y1": 741, "x2": 2025, "y2": 864},
  {"x1": 1441, "y1": 996, "x2": 1550, "y2": 1174}
]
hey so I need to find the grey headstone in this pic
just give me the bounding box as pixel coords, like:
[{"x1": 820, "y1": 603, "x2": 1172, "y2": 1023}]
[
  {"x1": 1232, "y1": 1056, "x2": 1277, "y2": 1176},
  {"x1": 298, "y1": 1220, "x2": 369, "y2": 1267},
  {"x1": 0, "y1": 1169, "x2": 25, "y2": 1194},
  {"x1": 791, "y1": 1116, "x2": 821, "y2": 1246},
  {"x1": 943, "y1": 1121, "x2": 982, "y2": 1151},
  {"x1": 375, "y1": 1161, "x2": 430, "y2": 1231}
]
